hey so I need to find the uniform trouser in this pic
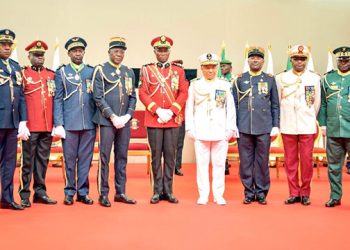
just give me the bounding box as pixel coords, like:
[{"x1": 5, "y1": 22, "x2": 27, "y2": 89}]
[
  {"x1": 19, "y1": 132, "x2": 52, "y2": 199},
  {"x1": 238, "y1": 133, "x2": 271, "y2": 199},
  {"x1": 175, "y1": 122, "x2": 186, "y2": 170},
  {"x1": 98, "y1": 125, "x2": 130, "y2": 196},
  {"x1": 0, "y1": 129, "x2": 17, "y2": 203},
  {"x1": 147, "y1": 127, "x2": 179, "y2": 195},
  {"x1": 327, "y1": 137, "x2": 350, "y2": 200},
  {"x1": 62, "y1": 129, "x2": 96, "y2": 196},
  {"x1": 281, "y1": 133, "x2": 314, "y2": 197},
  {"x1": 194, "y1": 140, "x2": 228, "y2": 201}
]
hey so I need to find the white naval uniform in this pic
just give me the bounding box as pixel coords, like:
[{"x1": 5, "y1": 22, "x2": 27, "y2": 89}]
[
  {"x1": 185, "y1": 77, "x2": 236, "y2": 203},
  {"x1": 276, "y1": 70, "x2": 321, "y2": 134}
]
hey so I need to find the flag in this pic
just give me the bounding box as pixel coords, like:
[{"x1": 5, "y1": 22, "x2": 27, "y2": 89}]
[
  {"x1": 326, "y1": 49, "x2": 334, "y2": 72},
  {"x1": 266, "y1": 45, "x2": 274, "y2": 75},
  {"x1": 286, "y1": 45, "x2": 292, "y2": 71},
  {"x1": 10, "y1": 41, "x2": 19, "y2": 62},
  {"x1": 243, "y1": 43, "x2": 249, "y2": 73},
  {"x1": 307, "y1": 46, "x2": 315, "y2": 71},
  {"x1": 217, "y1": 41, "x2": 226, "y2": 78},
  {"x1": 52, "y1": 37, "x2": 60, "y2": 71}
]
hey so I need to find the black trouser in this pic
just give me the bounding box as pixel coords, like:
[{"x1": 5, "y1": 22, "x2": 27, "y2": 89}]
[
  {"x1": 19, "y1": 132, "x2": 52, "y2": 199},
  {"x1": 0, "y1": 129, "x2": 18, "y2": 203},
  {"x1": 98, "y1": 125, "x2": 130, "y2": 196},
  {"x1": 175, "y1": 122, "x2": 185, "y2": 170},
  {"x1": 238, "y1": 132, "x2": 271, "y2": 199},
  {"x1": 63, "y1": 129, "x2": 96, "y2": 196},
  {"x1": 147, "y1": 127, "x2": 179, "y2": 195}
]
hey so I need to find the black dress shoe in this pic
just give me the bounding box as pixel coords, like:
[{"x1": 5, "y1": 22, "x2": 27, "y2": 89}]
[
  {"x1": 347, "y1": 169, "x2": 350, "y2": 175},
  {"x1": 99, "y1": 195, "x2": 111, "y2": 207},
  {"x1": 64, "y1": 195, "x2": 74, "y2": 205},
  {"x1": 225, "y1": 169, "x2": 230, "y2": 175},
  {"x1": 114, "y1": 193, "x2": 136, "y2": 204},
  {"x1": 163, "y1": 193, "x2": 179, "y2": 203},
  {"x1": 284, "y1": 196, "x2": 301, "y2": 204},
  {"x1": 0, "y1": 201, "x2": 24, "y2": 210},
  {"x1": 257, "y1": 196, "x2": 267, "y2": 205},
  {"x1": 174, "y1": 169, "x2": 184, "y2": 176},
  {"x1": 33, "y1": 195, "x2": 57, "y2": 205},
  {"x1": 301, "y1": 196, "x2": 311, "y2": 206},
  {"x1": 243, "y1": 197, "x2": 254, "y2": 204},
  {"x1": 150, "y1": 194, "x2": 160, "y2": 204},
  {"x1": 21, "y1": 199, "x2": 31, "y2": 208},
  {"x1": 325, "y1": 199, "x2": 341, "y2": 207},
  {"x1": 77, "y1": 195, "x2": 94, "y2": 205}
]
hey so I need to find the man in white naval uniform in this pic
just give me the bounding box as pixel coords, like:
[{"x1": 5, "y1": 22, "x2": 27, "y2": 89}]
[
  {"x1": 276, "y1": 44, "x2": 321, "y2": 206},
  {"x1": 185, "y1": 53, "x2": 237, "y2": 205}
]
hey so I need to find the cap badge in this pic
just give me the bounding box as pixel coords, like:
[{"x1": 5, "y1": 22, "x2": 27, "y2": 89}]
[
  {"x1": 160, "y1": 36, "x2": 166, "y2": 44},
  {"x1": 207, "y1": 53, "x2": 212, "y2": 60},
  {"x1": 298, "y1": 45, "x2": 304, "y2": 54},
  {"x1": 5, "y1": 30, "x2": 9, "y2": 35}
]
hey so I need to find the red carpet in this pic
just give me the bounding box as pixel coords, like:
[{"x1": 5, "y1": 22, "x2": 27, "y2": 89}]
[{"x1": 1, "y1": 163, "x2": 350, "y2": 250}]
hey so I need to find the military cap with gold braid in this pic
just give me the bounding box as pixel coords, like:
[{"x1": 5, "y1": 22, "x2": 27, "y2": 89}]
[
  {"x1": 248, "y1": 46, "x2": 265, "y2": 58},
  {"x1": 198, "y1": 53, "x2": 220, "y2": 65},
  {"x1": 288, "y1": 44, "x2": 309, "y2": 58},
  {"x1": 333, "y1": 46, "x2": 350, "y2": 59},
  {"x1": 0, "y1": 29, "x2": 15, "y2": 44},
  {"x1": 151, "y1": 35, "x2": 173, "y2": 48},
  {"x1": 109, "y1": 37, "x2": 127, "y2": 50},
  {"x1": 64, "y1": 37, "x2": 87, "y2": 51},
  {"x1": 25, "y1": 40, "x2": 48, "y2": 53}
]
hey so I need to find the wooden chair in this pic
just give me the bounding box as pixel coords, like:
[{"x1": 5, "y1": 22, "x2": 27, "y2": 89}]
[
  {"x1": 128, "y1": 110, "x2": 151, "y2": 174},
  {"x1": 313, "y1": 124, "x2": 327, "y2": 178},
  {"x1": 269, "y1": 133, "x2": 285, "y2": 178}
]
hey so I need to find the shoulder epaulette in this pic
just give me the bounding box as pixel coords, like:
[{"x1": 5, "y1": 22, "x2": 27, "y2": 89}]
[
  {"x1": 324, "y1": 69, "x2": 335, "y2": 75},
  {"x1": 267, "y1": 73, "x2": 274, "y2": 77},
  {"x1": 143, "y1": 62, "x2": 154, "y2": 67},
  {"x1": 190, "y1": 77, "x2": 200, "y2": 83},
  {"x1": 171, "y1": 60, "x2": 183, "y2": 68},
  {"x1": 86, "y1": 64, "x2": 94, "y2": 68},
  {"x1": 45, "y1": 67, "x2": 55, "y2": 73},
  {"x1": 56, "y1": 64, "x2": 65, "y2": 71},
  {"x1": 310, "y1": 70, "x2": 321, "y2": 76},
  {"x1": 21, "y1": 66, "x2": 28, "y2": 70},
  {"x1": 236, "y1": 73, "x2": 243, "y2": 78},
  {"x1": 276, "y1": 70, "x2": 287, "y2": 76},
  {"x1": 9, "y1": 58, "x2": 19, "y2": 65}
]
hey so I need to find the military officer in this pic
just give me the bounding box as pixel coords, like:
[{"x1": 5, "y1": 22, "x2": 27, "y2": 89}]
[
  {"x1": 0, "y1": 29, "x2": 29, "y2": 210},
  {"x1": 220, "y1": 58, "x2": 234, "y2": 175},
  {"x1": 220, "y1": 59, "x2": 234, "y2": 82},
  {"x1": 276, "y1": 44, "x2": 321, "y2": 206},
  {"x1": 318, "y1": 46, "x2": 350, "y2": 207},
  {"x1": 139, "y1": 35, "x2": 188, "y2": 204},
  {"x1": 186, "y1": 53, "x2": 237, "y2": 205},
  {"x1": 19, "y1": 40, "x2": 57, "y2": 207},
  {"x1": 53, "y1": 37, "x2": 96, "y2": 205},
  {"x1": 233, "y1": 47, "x2": 280, "y2": 205},
  {"x1": 92, "y1": 37, "x2": 137, "y2": 207}
]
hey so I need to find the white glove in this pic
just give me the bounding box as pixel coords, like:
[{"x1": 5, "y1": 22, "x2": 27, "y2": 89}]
[
  {"x1": 187, "y1": 130, "x2": 196, "y2": 140},
  {"x1": 225, "y1": 130, "x2": 234, "y2": 141},
  {"x1": 156, "y1": 108, "x2": 172, "y2": 123},
  {"x1": 111, "y1": 115, "x2": 124, "y2": 129},
  {"x1": 234, "y1": 129, "x2": 240, "y2": 138},
  {"x1": 119, "y1": 114, "x2": 131, "y2": 127},
  {"x1": 321, "y1": 126, "x2": 327, "y2": 137},
  {"x1": 270, "y1": 127, "x2": 279, "y2": 137},
  {"x1": 17, "y1": 121, "x2": 30, "y2": 141},
  {"x1": 53, "y1": 125, "x2": 66, "y2": 139}
]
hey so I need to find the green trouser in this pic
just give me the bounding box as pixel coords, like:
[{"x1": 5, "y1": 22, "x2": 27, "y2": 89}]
[{"x1": 327, "y1": 137, "x2": 350, "y2": 200}]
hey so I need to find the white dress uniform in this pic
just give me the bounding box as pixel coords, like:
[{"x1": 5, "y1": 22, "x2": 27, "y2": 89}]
[
  {"x1": 276, "y1": 70, "x2": 321, "y2": 134},
  {"x1": 186, "y1": 55, "x2": 237, "y2": 204}
]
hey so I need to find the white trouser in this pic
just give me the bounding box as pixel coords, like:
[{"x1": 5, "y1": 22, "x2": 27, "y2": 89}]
[{"x1": 194, "y1": 139, "x2": 228, "y2": 201}]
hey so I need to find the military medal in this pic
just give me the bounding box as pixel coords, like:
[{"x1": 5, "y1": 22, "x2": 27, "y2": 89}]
[
  {"x1": 125, "y1": 72, "x2": 133, "y2": 96},
  {"x1": 15, "y1": 72, "x2": 22, "y2": 85},
  {"x1": 47, "y1": 78, "x2": 56, "y2": 96},
  {"x1": 215, "y1": 89, "x2": 226, "y2": 108},
  {"x1": 171, "y1": 71, "x2": 179, "y2": 91},
  {"x1": 305, "y1": 86, "x2": 315, "y2": 107},
  {"x1": 258, "y1": 81, "x2": 268, "y2": 95},
  {"x1": 75, "y1": 74, "x2": 80, "y2": 81},
  {"x1": 86, "y1": 79, "x2": 92, "y2": 94}
]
